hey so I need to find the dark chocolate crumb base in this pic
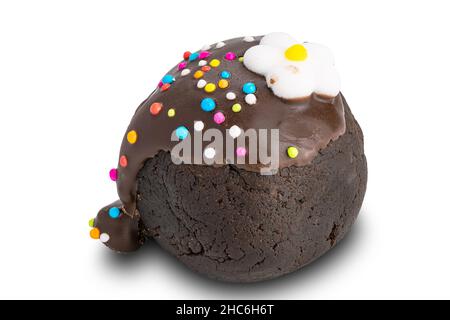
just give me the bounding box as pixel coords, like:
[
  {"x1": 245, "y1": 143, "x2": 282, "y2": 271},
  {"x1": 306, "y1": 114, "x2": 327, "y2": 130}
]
[{"x1": 136, "y1": 97, "x2": 367, "y2": 282}]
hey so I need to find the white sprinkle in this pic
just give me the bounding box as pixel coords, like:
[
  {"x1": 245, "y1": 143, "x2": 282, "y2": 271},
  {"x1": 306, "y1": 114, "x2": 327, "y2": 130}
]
[
  {"x1": 215, "y1": 41, "x2": 226, "y2": 49},
  {"x1": 229, "y1": 125, "x2": 242, "y2": 139},
  {"x1": 243, "y1": 36, "x2": 255, "y2": 42},
  {"x1": 198, "y1": 60, "x2": 207, "y2": 67},
  {"x1": 226, "y1": 92, "x2": 236, "y2": 100},
  {"x1": 201, "y1": 44, "x2": 211, "y2": 51},
  {"x1": 197, "y1": 79, "x2": 207, "y2": 89},
  {"x1": 181, "y1": 69, "x2": 191, "y2": 76},
  {"x1": 194, "y1": 121, "x2": 205, "y2": 131},
  {"x1": 100, "y1": 233, "x2": 110, "y2": 243},
  {"x1": 204, "y1": 147, "x2": 216, "y2": 159},
  {"x1": 245, "y1": 94, "x2": 257, "y2": 105}
]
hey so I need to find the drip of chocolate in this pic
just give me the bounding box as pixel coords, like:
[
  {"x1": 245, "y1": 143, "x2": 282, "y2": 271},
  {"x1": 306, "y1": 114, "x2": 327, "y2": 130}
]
[{"x1": 112, "y1": 36, "x2": 345, "y2": 216}]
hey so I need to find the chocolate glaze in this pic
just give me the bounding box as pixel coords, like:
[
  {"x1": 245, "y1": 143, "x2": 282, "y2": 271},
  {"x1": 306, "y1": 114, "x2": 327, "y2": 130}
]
[{"x1": 111, "y1": 36, "x2": 345, "y2": 217}]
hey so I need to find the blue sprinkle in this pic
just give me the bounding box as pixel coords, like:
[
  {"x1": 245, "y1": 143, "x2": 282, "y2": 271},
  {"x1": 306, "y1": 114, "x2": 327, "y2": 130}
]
[
  {"x1": 200, "y1": 98, "x2": 216, "y2": 112},
  {"x1": 108, "y1": 207, "x2": 121, "y2": 219},
  {"x1": 161, "y1": 74, "x2": 175, "y2": 84},
  {"x1": 189, "y1": 52, "x2": 199, "y2": 61},
  {"x1": 220, "y1": 70, "x2": 231, "y2": 79},
  {"x1": 175, "y1": 126, "x2": 189, "y2": 140},
  {"x1": 242, "y1": 82, "x2": 256, "y2": 94}
]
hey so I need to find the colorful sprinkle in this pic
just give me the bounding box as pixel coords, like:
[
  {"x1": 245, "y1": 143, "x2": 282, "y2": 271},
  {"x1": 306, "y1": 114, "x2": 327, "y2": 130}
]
[
  {"x1": 181, "y1": 69, "x2": 191, "y2": 76},
  {"x1": 215, "y1": 41, "x2": 225, "y2": 49},
  {"x1": 285, "y1": 44, "x2": 308, "y2": 61},
  {"x1": 218, "y1": 79, "x2": 229, "y2": 89},
  {"x1": 236, "y1": 147, "x2": 247, "y2": 157},
  {"x1": 209, "y1": 59, "x2": 221, "y2": 67},
  {"x1": 202, "y1": 67, "x2": 211, "y2": 73},
  {"x1": 100, "y1": 233, "x2": 110, "y2": 243},
  {"x1": 213, "y1": 111, "x2": 225, "y2": 124},
  {"x1": 150, "y1": 102, "x2": 163, "y2": 115},
  {"x1": 158, "y1": 81, "x2": 163, "y2": 88},
  {"x1": 119, "y1": 155, "x2": 128, "y2": 167},
  {"x1": 199, "y1": 51, "x2": 211, "y2": 59},
  {"x1": 161, "y1": 74, "x2": 175, "y2": 84},
  {"x1": 201, "y1": 98, "x2": 216, "y2": 112},
  {"x1": 183, "y1": 51, "x2": 191, "y2": 60},
  {"x1": 204, "y1": 83, "x2": 216, "y2": 93},
  {"x1": 287, "y1": 146, "x2": 299, "y2": 158},
  {"x1": 88, "y1": 218, "x2": 95, "y2": 228},
  {"x1": 238, "y1": 56, "x2": 244, "y2": 62},
  {"x1": 189, "y1": 52, "x2": 199, "y2": 61},
  {"x1": 161, "y1": 83, "x2": 171, "y2": 91},
  {"x1": 194, "y1": 121, "x2": 204, "y2": 131},
  {"x1": 231, "y1": 103, "x2": 242, "y2": 113},
  {"x1": 109, "y1": 207, "x2": 121, "y2": 219},
  {"x1": 220, "y1": 71, "x2": 231, "y2": 79},
  {"x1": 167, "y1": 108, "x2": 176, "y2": 117},
  {"x1": 127, "y1": 130, "x2": 138, "y2": 144},
  {"x1": 229, "y1": 125, "x2": 241, "y2": 138},
  {"x1": 201, "y1": 44, "x2": 211, "y2": 51},
  {"x1": 194, "y1": 70, "x2": 204, "y2": 79},
  {"x1": 204, "y1": 147, "x2": 216, "y2": 159},
  {"x1": 226, "y1": 92, "x2": 236, "y2": 100},
  {"x1": 198, "y1": 60, "x2": 207, "y2": 67},
  {"x1": 225, "y1": 52, "x2": 236, "y2": 60},
  {"x1": 243, "y1": 36, "x2": 255, "y2": 42},
  {"x1": 178, "y1": 62, "x2": 187, "y2": 70},
  {"x1": 175, "y1": 126, "x2": 189, "y2": 140},
  {"x1": 197, "y1": 79, "x2": 207, "y2": 88},
  {"x1": 245, "y1": 94, "x2": 257, "y2": 105},
  {"x1": 90, "y1": 228, "x2": 100, "y2": 239},
  {"x1": 242, "y1": 82, "x2": 256, "y2": 94},
  {"x1": 109, "y1": 168, "x2": 118, "y2": 181}
]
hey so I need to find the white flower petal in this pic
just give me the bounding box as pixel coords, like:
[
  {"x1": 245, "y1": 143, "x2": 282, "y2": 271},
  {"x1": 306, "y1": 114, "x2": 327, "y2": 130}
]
[
  {"x1": 260, "y1": 32, "x2": 298, "y2": 49},
  {"x1": 243, "y1": 45, "x2": 284, "y2": 75}
]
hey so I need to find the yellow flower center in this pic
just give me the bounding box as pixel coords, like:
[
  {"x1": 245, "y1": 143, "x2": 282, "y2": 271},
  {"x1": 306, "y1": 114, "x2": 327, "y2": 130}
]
[{"x1": 284, "y1": 44, "x2": 308, "y2": 61}]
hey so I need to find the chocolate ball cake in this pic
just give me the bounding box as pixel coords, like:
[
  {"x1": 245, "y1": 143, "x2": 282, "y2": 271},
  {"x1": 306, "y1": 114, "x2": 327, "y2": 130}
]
[{"x1": 90, "y1": 33, "x2": 367, "y2": 282}]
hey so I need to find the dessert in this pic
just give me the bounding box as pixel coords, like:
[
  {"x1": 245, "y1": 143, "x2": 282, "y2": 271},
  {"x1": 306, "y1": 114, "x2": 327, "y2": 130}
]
[{"x1": 89, "y1": 33, "x2": 367, "y2": 282}]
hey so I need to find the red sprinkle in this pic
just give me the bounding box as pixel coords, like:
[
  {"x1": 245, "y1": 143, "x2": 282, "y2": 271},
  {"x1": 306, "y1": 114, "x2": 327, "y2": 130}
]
[
  {"x1": 183, "y1": 51, "x2": 191, "y2": 60},
  {"x1": 150, "y1": 102, "x2": 163, "y2": 115},
  {"x1": 119, "y1": 155, "x2": 128, "y2": 168},
  {"x1": 201, "y1": 66, "x2": 211, "y2": 72},
  {"x1": 161, "y1": 83, "x2": 171, "y2": 91}
]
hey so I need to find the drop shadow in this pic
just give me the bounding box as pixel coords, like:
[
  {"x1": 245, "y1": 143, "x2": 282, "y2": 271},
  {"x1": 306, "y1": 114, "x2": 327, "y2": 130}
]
[{"x1": 101, "y1": 211, "x2": 368, "y2": 293}]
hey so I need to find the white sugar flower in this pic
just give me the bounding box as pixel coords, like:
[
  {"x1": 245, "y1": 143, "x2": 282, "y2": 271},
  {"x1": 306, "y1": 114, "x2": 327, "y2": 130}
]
[{"x1": 243, "y1": 32, "x2": 340, "y2": 99}]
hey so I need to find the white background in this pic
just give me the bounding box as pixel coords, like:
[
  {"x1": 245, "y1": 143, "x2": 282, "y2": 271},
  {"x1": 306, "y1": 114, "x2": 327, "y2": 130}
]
[{"x1": 0, "y1": 0, "x2": 449, "y2": 299}]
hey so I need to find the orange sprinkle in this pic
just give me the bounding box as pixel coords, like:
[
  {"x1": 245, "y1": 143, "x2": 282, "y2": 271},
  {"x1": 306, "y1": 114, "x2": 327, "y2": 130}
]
[
  {"x1": 150, "y1": 102, "x2": 163, "y2": 115},
  {"x1": 119, "y1": 155, "x2": 128, "y2": 167},
  {"x1": 161, "y1": 83, "x2": 171, "y2": 91},
  {"x1": 90, "y1": 228, "x2": 100, "y2": 239},
  {"x1": 193, "y1": 70, "x2": 204, "y2": 79},
  {"x1": 201, "y1": 66, "x2": 211, "y2": 72}
]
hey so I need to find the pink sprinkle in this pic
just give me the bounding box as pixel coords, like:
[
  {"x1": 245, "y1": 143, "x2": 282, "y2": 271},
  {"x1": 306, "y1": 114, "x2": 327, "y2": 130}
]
[
  {"x1": 199, "y1": 51, "x2": 211, "y2": 59},
  {"x1": 213, "y1": 111, "x2": 225, "y2": 124},
  {"x1": 225, "y1": 52, "x2": 236, "y2": 60},
  {"x1": 178, "y1": 62, "x2": 187, "y2": 70},
  {"x1": 236, "y1": 147, "x2": 247, "y2": 157},
  {"x1": 158, "y1": 81, "x2": 163, "y2": 88},
  {"x1": 109, "y1": 168, "x2": 118, "y2": 181}
]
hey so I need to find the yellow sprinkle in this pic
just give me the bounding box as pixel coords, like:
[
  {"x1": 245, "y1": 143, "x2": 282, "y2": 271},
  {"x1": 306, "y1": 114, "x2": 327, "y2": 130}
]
[
  {"x1": 193, "y1": 70, "x2": 204, "y2": 79},
  {"x1": 218, "y1": 79, "x2": 229, "y2": 89},
  {"x1": 127, "y1": 130, "x2": 138, "y2": 144},
  {"x1": 209, "y1": 59, "x2": 221, "y2": 67},
  {"x1": 204, "y1": 83, "x2": 216, "y2": 93},
  {"x1": 238, "y1": 56, "x2": 244, "y2": 62},
  {"x1": 167, "y1": 108, "x2": 175, "y2": 117},
  {"x1": 90, "y1": 227, "x2": 100, "y2": 239},
  {"x1": 284, "y1": 44, "x2": 308, "y2": 61},
  {"x1": 88, "y1": 218, "x2": 95, "y2": 228},
  {"x1": 231, "y1": 103, "x2": 242, "y2": 113},
  {"x1": 287, "y1": 146, "x2": 299, "y2": 158}
]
